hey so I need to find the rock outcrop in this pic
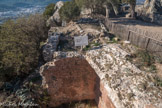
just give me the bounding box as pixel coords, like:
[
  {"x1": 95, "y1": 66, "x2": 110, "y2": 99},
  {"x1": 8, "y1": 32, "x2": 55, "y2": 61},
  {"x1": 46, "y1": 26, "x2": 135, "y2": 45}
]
[
  {"x1": 137, "y1": 0, "x2": 162, "y2": 25},
  {"x1": 46, "y1": 1, "x2": 64, "y2": 27}
]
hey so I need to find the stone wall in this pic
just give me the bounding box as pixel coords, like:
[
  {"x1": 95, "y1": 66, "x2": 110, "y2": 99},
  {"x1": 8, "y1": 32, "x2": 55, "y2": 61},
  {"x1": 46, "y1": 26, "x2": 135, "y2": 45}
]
[
  {"x1": 40, "y1": 44, "x2": 162, "y2": 108},
  {"x1": 105, "y1": 19, "x2": 162, "y2": 58},
  {"x1": 85, "y1": 44, "x2": 162, "y2": 108},
  {"x1": 42, "y1": 33, "x2": 60, "y2": 62}
]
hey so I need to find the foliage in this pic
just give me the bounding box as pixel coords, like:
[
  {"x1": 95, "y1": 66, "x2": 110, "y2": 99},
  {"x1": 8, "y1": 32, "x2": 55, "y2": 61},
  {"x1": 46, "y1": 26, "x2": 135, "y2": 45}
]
[
  {"x1": 155, "y1": 77, "x2": 162, "y2": 87},
  {"x1": 73, "y1": 0, "x2": 85, "y2": 8},
  {"x1": 0, "y1": 14, "x2": 48, "y2": 81},
  {"x1": 59, "y1": 1, "x2": 80, "y2": 22},
  {"x1": 74, "y1": 0, "x2": 106, "y2": 14},
  {"x1": 138, "y1": 50, "x2": 155, "y2": 66},
  {"x1": 43, "y1": 3, "x2": 55, "y2": 18},
  {"x1": 83, "y1": 45, "x2": 91, "y2": 51},
  {"x1": 74, "y1": 0, "x2": 120, "y2": 15},
  {"x1": 127, "y1": 0, "x2": 136, "y2": 5}
]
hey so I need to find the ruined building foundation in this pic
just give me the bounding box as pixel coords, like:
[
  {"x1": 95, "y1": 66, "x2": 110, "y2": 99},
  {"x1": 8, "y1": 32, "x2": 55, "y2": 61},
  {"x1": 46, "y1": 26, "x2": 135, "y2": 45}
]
[{"x1": 40, "y1": 44, "x2": 162, "y2": 108}]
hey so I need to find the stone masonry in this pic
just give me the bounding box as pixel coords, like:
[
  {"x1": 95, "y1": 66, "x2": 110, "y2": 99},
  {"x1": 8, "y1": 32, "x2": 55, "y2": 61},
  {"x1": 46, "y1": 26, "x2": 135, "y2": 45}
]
[
  {"x1": 42, "y1": 33, "x2": 60, "y2": 62},
  {"x1": 40, "y1": 44, "x2": 162, "y2": 108}
]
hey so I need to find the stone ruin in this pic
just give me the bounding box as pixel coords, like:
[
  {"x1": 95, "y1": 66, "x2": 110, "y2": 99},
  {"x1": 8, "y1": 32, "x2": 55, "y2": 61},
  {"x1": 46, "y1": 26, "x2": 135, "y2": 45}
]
[
  {"x1": 42, "y1": 33, "x2": 60, "y2": 62},
  {"x1": 41, "y1": 10, "x2": 162, "y2": 107},
  {"x1": 40, "y1": 41, "x2": 162, "y2": 108}
]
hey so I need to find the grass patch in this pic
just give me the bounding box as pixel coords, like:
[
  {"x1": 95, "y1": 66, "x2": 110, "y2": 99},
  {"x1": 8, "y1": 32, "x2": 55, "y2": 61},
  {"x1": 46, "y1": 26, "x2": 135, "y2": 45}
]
[
  {"x1": 138, "y1": 50, "x2": 155, "y2": 66},
  {"x1": 83, "y1": 41, "x2": 101, "y2": 51},
  {"x1": 94, "y1": 42, "x2": 101, "y2": 46},
  {"x1": 126, "y1": 49, "x2": 156, "y2": 72},
  {"x1": 155, "y1": 76, "x2": 162, "y2": 87},
  {"x1": 83, "y1": 45, "x2": 91, "y2": 51}
]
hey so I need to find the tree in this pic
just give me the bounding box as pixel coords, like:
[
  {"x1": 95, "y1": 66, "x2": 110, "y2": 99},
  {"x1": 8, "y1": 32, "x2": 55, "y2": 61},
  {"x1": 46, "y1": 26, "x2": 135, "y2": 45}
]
[
  {"x1": 74, "y1": 0, "x2": 119, "y2": 17},
  {"x1": 0, "y1": 14, "x2": 48, "y2": 81},
  {"x1": 128, "y1": 0, "x2": 136, "y2": 19},
  {"x1": 105, "y1": 0, "x2": 120, "y2": 15},
  {"x1": 43, "y1": 3, "x2": 55, "y2": 18},
  {"x1": 74, "y1": 0, "x2": 105, "y2": 14},
  {"x1": 59, "y1": 1, "x2": 80, "y2": 22}
]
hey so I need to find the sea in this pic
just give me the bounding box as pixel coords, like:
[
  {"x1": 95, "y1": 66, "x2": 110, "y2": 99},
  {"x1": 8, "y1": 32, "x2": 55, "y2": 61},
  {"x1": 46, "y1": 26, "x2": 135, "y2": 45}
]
[
  {"x1": 0, "y1": 0, "x2": 144, "y2": 24},
  {"x1": 0, "y1": 0, "x2": 68, "y2": 24}
]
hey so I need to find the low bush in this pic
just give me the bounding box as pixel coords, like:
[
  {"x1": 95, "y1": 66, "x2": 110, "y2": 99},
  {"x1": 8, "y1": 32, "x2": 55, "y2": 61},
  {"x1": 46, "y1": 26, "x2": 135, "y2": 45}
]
[
  {"x1": 43, "y1": 3, "x2": 55, "y2": 18},
  {"x1": 0, "y1": 14, "x2": 48, "y2": 81},
  {"x1": 59, "y1": 1, "x2": 80, "y2": 22}
]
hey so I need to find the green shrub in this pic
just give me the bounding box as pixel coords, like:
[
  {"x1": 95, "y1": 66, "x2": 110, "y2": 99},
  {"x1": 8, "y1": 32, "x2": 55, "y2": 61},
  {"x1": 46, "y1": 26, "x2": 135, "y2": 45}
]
[
  {"x1": 83, "y1": 45, "x2": 91, "y2": 51},
  {"x1": 59, "y1": 1, "x2": 80, "y2": 22},
  {"x1": 155, "y1": 77, "x2": 162, "y2": 87},
  {"x1": 0, "y1": 14, "x2": 48, "y2": 81},
  {"x1": 43, "y1": 3, "x2": 55, "y2": 18},
  {"x1": 94, "y1": 42, "x2": 101, "y2": 46},
  {"x1": 138, "y1": 50, "x2": 154, "y2": 66}
]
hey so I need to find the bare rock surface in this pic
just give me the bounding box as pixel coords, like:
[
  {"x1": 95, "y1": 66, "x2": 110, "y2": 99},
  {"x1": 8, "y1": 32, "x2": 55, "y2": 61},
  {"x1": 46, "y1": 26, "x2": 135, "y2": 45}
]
[
  {"x1": 85, "y1": 44, "x2": 162, "y2": 108},
  {"x1": 137, "y1": 0, "x2": 162, "y2": 25},
  {"x1": 46, "y1": 1, "x2": 64, "y2": 27},
  {"x1": 40, "y1": 57, "x2": 97, "y2": 107}
]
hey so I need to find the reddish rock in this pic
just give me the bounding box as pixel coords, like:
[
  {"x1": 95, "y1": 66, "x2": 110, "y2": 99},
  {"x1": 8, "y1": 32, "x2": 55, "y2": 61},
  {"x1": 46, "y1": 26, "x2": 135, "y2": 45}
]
[
  {"x1": 42, "y1": 57, "x2": 97, "y2": 107},
  {"x1": 95, "y1": 77, "x2": 115, "y2": 108},
  {"x1": 145, "y1": 105, "x2": 157, "y2": 108}
]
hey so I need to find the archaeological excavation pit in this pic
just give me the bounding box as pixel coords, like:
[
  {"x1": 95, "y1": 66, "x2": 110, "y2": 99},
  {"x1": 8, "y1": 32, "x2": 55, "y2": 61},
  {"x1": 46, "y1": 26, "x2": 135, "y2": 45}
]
[{"x1": 42, "y1": 57, "x2": 115, "y2": 108}]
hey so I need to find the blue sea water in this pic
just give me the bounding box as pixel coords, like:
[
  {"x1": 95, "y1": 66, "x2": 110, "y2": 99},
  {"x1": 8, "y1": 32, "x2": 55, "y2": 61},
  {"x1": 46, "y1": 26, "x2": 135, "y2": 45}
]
[{"x1": 0, "y1": 0, "x2": 68, "y2": 23}]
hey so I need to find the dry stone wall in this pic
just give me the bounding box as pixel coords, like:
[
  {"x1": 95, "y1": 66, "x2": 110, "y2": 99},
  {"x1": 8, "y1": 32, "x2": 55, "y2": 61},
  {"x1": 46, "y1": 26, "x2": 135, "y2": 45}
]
[
  {"x1": 85, "y1": 44, "x2": 162, "y2": 108},
  {"x1": 105, "y1": 19, "x2": 162, "y2": 58},
  {"x1": 42, "y1": 33, "x2": 60, "y2": 62},
  {"x1": 40, "y1": 44, "x2": 162, "y2": 108}
]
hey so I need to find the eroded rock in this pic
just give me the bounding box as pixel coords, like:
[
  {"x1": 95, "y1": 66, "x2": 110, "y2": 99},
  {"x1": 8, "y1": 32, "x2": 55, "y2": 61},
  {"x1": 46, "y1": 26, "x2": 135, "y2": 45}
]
[
  {"x1": 46, "y1": 1, "x2": 64, "y2": 27},
  {"x1": 40, "y1": 57, "x2": 97, "y2": 107},
  {"x1": 137, "y1": 0, "x2": 162, "y2": 25}
]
